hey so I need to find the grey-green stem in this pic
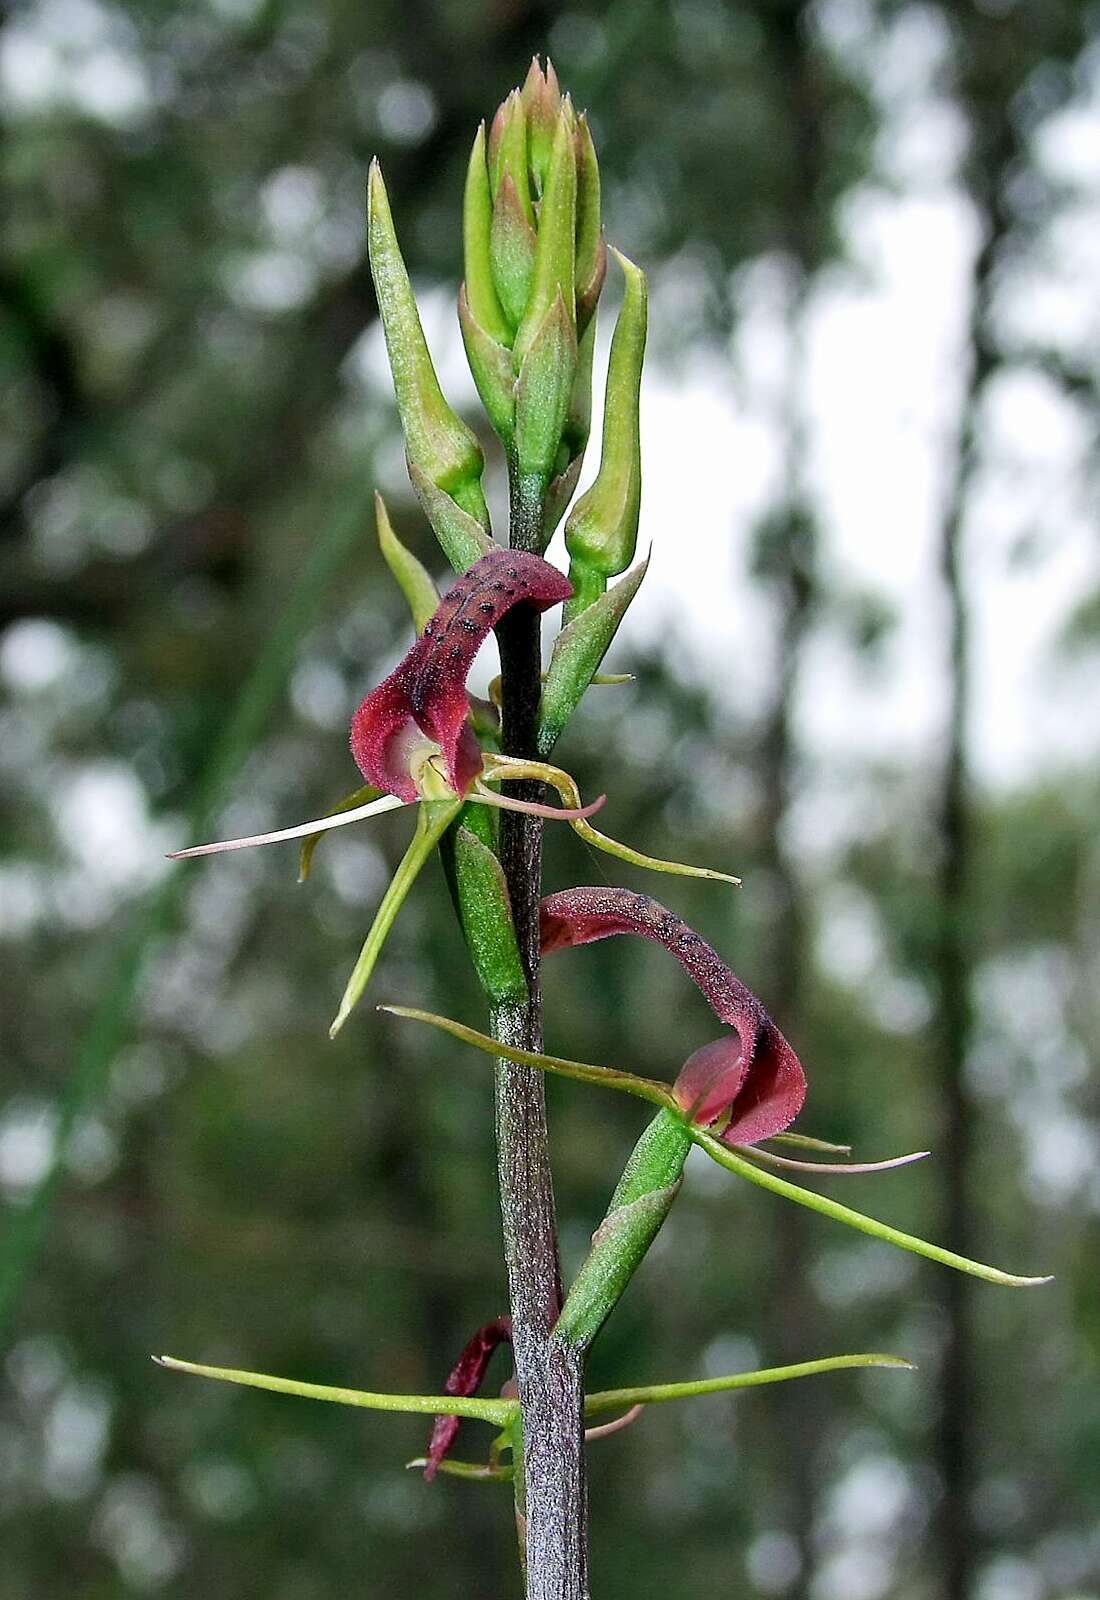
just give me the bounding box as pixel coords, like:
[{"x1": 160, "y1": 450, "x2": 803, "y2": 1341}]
[{"x1": 493, "y1": 465, "x2": 589, "y2": 1599}]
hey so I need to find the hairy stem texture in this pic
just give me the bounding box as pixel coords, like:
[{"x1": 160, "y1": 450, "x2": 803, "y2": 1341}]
[{"x1": 491, "y1": 470, "x2": 588, "y2": 1598}]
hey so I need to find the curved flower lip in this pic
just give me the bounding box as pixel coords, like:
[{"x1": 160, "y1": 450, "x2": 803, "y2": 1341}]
[
  {"x1": 425, "y1": 1316, "x2": 513, "y2": 1481},
  {"x1": 351, "y1": 547, "x2": 572, "y2": 802},
  {"x1": 539, "y1": 886, "x2": 806, "y2": 1146}
]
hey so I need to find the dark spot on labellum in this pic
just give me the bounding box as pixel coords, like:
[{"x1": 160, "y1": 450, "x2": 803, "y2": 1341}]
[
  {"x1": 505, "y1": 566, "x2": 518, "y2": 578},
  {"x1": 491, "y1": 581, "x2": 506, "y2": 592},
  {"x1": 450, "y1": 646, "x2": 463, "y2": 660},
  {"x1": 479, "y1": 602, "x2": 495, "y2": 614},
  {"x1": 459, "y1": 619, "x2": 479, "y2": 633}
]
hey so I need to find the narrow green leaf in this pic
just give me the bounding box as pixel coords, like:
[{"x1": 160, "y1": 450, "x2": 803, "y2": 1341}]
[
  {"x1": 155, "y1": 1355, "x2": 515, "y2": 1426},
  {"x1": 584, "y1": 1354, "x2": 916, "y2": 1417},
  {"x1": 691, "y1": 1129, "x2": 1053, "y2": 1288},
  {"x1": 375, "y1": 492, "x2": 438, "y2": 635},
  {"x1": 330, "y1": 798, "x2": 462, "y2": 1036},
  {"x1": 538, "y1": 556, "x2": 649, "y2": 754},
  {"x1": 378, "y1": 1005, "x2": 677, "y2": 1110}
]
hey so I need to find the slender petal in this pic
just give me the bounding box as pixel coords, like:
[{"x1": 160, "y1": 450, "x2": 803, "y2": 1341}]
[
  {"x1": 740, "y1": 1145, "x2": 931, "y2": 1176},
  {"x1": 168, "y1": 792, "x2": 405, "y2": 860}
]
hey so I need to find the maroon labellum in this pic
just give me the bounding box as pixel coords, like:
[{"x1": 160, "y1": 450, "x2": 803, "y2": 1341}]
[
  {"x1": 425, "y1": 1316, "x2": 513, "y2": 1480},
  {"x1": 540, "y1": 887, "x2": 807, "y2": 1145},
  {"x1": 351, "y1": 548, "x2": 572, "y2": 801}
]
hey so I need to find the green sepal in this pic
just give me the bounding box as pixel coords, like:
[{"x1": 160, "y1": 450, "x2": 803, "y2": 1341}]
[
  {"x1": 330, "y1": 797, "x2": 462, "y2": 1036},
  {"x1": 490, "y1": 174, "x2": 537, "y2": 333},
  {"x1": 379, "y1": 1005, "x2": 676, "y2": 1110},
  {"x1": 564, "y1": 250, "x2": 647, "y2": 617},
  {"x1": 583, "y1": 1353, "x2": 915, "y2": 1417},
  {"x1": 538, "y1": 555, "x2": 649, "y2": 755},
  {"x1": 463, "y1": 122, "x2": 512, "y2": 347},
  {"x1": 555, "y1": 1183, "x2": 682, "y2": 1352},
  {"x1": 690, "y1": 1128, "x2": 1053, "y2": 1289},
  {"x1": 366, "y1": 162, "x2": 489, "y2": 524},
  {"x1": 514, "y1": 104, "x2": 577, "y2": 366},
  {"x1": 375, "y1": 491, "x2": 438, "y2": 634},
  {"x1": 408, "y1": 461, "x2": 494, "y2": 575},
  {"x1": 459, "y1": 286, "x2": 516, "y2": 444},
  {"x1": 440, "y1": 819, "x2": 528, "y2": 1007},
  {"x1": 543, "y1": 314, "x2": 596, "y2": 540},
  {"x1": 155, "y1": 1354, "x2": 515, "y2": 1426},
  {"x1": 575, "y1": 113, "x2": 606, "y2": 333},
  {"x1": 514, "y1": 288, "x2": 577, "y2": 491},
  {"x1": 298, "y1": 783, "x2": 384, "y2": 883}
]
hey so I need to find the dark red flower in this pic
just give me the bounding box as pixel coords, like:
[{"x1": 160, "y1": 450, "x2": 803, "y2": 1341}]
[
  {"x1": 539, "y1": 887, "x2": 806, "y2": 1145},
  {"x1": 424, "y1": 1316, "x2": 513, "y2": 1480},
  {"x1": 351, "y1": 549, "x2": 572, "y2": 802}
]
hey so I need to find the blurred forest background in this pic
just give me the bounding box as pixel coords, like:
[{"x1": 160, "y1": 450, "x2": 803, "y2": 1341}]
[{"x1": 2, "y1": 0, "x2": 1098, "y2": 1597}]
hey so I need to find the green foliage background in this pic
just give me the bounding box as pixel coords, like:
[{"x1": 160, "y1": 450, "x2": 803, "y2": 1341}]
[{"x1": 1, "y1": 2, "x2": 1097, "y2": 1597}]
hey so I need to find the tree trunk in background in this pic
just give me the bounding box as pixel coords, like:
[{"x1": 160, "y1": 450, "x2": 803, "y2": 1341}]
[{"x1": 754, "y1": 8, "x2": 822, "y2": 1597}]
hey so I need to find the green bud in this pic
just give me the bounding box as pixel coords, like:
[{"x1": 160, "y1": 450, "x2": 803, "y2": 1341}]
[
  {"x1": 575, "y1": 113, "x2": 606, "y2": 335},
  {"x1": 458, "y1": 286, "x2": 515, "y2": 445},
  {"x1": 489, "y1": 91, "x2": 535, "y2": 226},
  {"x1": 542, "y1": 314, "x2": 596, "y2": 539},
  {"x1": 375, "y1": 491, "x2": 438, "y2": 634},
  {"x1": 564, "y1": 250, "x2": 647, "y2": 620},
  {"x1": 462, "y1": 123, "x2": 512, "y2": 347},
  {"x1": 521, "y1": 56, "x2": 561, "y2": 195},
  {"x1": 489, "y1": 174, "x2": 537, "y2": 331},
  {"x1": 366, "y1": 161, "x2": 491, "y2": 535},
  {"x1": 513, "y1": 103, "x2": 577, "y2": 367},
  {"x1": 513, "y1": 288, "x2": 577, "y2": 503}
]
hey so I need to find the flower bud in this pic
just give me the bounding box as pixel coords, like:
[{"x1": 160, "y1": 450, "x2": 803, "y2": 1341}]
[
  {"x1": 366, "y1": 160, "x2": 491, "y2": 553},
  {"x1": 459, "y1": 61, "x2": 607, "y2": 500},
  {"x1": 564, "y1": 250, "x2": 647, "y2": 619}
]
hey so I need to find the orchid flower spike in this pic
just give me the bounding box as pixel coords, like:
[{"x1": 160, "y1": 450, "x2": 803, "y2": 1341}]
[{"x1": 541, "y1": 886, "x2": 806, "y2": 1145}]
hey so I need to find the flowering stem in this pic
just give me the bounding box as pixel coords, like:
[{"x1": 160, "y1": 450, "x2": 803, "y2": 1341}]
[{"x1": 489, "y1": 465, "x2": 588, "y2": 1599}]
